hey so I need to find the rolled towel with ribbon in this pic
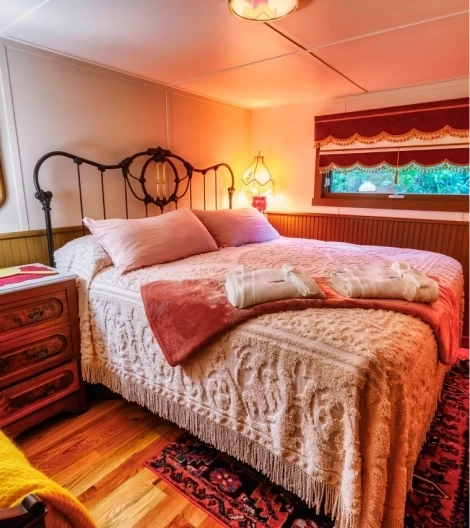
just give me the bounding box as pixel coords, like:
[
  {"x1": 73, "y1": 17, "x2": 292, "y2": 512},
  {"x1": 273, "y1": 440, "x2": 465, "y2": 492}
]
[
  {"x1": 225, "y1": 264, "x2": 324, "y2": 308},
  {"x1": 329, "y1": 261, "x2": 439, "y2": 303}
]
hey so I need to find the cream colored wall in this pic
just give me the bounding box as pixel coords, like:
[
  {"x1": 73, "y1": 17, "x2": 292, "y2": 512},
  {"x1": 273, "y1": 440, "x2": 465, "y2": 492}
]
[
  {"x1": 252, "y1": 78, "x2": 469, "y2": 220},
  {"x1": 0, "y1": 39, "x2": 252, "y2": 233}
]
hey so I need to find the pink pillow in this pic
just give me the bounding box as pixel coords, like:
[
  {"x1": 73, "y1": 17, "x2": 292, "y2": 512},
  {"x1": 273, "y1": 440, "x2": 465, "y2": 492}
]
[
  {"x1": 83, "y1": 208, "x2": 218, "y2": 273},
  {"x1": 192, "y1": 208, "x2": 280, "y2": 248}
]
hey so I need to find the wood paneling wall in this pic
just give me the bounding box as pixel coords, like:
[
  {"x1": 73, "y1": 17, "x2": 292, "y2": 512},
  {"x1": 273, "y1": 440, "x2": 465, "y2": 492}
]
[
  {"x1": 267, "y1": 212, "x2": 469, "y2": 337},
  {"x1": 0, "y1": 226, "x2": 86, "y2": 268}
]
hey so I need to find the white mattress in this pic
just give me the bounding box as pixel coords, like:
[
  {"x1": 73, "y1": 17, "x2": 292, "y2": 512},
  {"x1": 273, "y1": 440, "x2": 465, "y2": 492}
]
[{"x1": 55, "y1": 236, "x2": 464, "y2": 528}]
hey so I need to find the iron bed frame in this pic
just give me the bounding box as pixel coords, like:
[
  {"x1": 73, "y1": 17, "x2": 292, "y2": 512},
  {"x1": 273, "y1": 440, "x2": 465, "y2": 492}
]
[{"x1": 33, "y1": 146, "x2": 235, "y2": 267}]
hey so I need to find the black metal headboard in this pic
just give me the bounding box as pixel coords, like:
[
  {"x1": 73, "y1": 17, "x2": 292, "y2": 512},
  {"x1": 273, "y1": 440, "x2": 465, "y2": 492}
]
[{"x1": 33, "y1": 146, "x2": 235, "y2": 266}]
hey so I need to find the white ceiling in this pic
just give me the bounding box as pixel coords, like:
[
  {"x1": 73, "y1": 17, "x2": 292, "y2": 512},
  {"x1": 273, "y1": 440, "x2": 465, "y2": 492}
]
[{"x1": 1, "y1": 0, "x2": 468, "y2": 108}]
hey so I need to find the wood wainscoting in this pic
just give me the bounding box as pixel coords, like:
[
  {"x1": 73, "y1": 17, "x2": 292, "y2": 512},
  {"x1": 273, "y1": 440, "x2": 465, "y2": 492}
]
[
  {"x1": 267, "y1": 212, "x2": 469, "y2": 339},
  {"x1": 0, "y1": 226, "x2": 86, "y2": 269}
]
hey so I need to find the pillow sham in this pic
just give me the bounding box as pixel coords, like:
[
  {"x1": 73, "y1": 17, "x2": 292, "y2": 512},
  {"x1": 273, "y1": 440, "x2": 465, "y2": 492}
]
[
  {"x1": 54, "y1": 235, "x2": 113, "y2": 282},
  {"x1": 83, "y1": 208, "x2": 218, "y2": 273},
  {"x1": 192, "y1": 208, "x2": 280, "y2": 248}
]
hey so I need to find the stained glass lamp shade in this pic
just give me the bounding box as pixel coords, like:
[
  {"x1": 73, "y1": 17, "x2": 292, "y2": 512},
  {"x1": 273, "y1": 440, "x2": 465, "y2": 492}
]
[
  {"x1": 229, "y1": 0, "x2": 299, "y2": 22},
  {"x1": 242, "y1": 153, "x2": 274, "y2": 212}
]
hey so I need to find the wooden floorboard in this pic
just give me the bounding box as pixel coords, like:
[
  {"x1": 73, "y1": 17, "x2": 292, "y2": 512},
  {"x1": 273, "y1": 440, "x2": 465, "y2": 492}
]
[{"x1": 17, "y1": 400, "x2": 221, "y2": 528}]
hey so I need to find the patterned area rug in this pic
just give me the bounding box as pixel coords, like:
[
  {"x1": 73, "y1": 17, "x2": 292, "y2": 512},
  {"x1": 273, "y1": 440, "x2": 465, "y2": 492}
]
[{"x1": 146, "y1": 357, "x2": 469, "y2": 527}]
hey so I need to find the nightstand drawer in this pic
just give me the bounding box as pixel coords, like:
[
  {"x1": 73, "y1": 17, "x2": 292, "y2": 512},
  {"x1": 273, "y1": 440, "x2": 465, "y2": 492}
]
[
  {"x1": 0, "y1": 361, "x2": 79, "y2": 427},
  {"x1": 0, "y1": 289, "x2": 70, "y2": 340},
  {"x1": 0, "y1": 324, "x2": 74, "y2": 388}
]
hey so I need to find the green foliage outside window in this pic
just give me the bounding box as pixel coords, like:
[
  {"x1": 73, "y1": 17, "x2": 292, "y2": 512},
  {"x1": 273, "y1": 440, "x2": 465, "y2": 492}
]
[{"x1": 330, "y1": 164, "x2": 469, "y2": 195}]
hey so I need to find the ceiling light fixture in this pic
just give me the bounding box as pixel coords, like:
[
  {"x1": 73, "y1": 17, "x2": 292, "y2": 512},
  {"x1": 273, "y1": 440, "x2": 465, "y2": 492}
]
[{"x1": 229, "y1": 0, "x2": 299, "y2": 22}]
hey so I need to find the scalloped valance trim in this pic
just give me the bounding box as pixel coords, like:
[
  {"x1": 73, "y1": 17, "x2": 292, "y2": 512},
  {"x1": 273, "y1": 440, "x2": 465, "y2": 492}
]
[
  {"x1": 319, "y1": 160, "x2": 470, "y2": 174},
  {"x1": 314, "y1": 126, "x2": 469, "y2": 148}
]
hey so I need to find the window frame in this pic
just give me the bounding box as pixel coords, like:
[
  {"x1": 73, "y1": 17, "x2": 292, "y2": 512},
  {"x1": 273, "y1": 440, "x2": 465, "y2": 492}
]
[{"x1": 312, "y1": 147, "x2": 469, "y2": 212}]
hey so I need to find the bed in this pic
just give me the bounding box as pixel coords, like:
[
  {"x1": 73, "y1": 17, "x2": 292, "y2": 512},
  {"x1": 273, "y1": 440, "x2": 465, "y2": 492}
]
[{"x1": 34, "y1": 147, "x2": 464, "y2": 528}]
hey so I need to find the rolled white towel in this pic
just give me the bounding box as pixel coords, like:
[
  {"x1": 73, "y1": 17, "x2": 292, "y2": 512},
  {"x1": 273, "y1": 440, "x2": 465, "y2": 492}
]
[
  {"x1": 339, "y1": 264, "x2": 399, "y2": 279},
  {"x1": 225, "y1": 264, "x2": 324, "y2": 308},
  {"x1": 329, "y1": 261, "x2": 439, "y2": 303}
]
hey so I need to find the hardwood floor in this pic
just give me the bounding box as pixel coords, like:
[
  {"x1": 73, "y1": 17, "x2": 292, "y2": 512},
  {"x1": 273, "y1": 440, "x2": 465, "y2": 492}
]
[{"x1": 17, "y1": 400, "x2": 222, "y2": 528}]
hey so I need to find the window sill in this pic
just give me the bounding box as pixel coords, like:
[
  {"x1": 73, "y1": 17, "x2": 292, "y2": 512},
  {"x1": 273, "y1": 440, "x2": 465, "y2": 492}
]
[{"x1": 312, "y1": 194, "x2": 469, "y2": 212}]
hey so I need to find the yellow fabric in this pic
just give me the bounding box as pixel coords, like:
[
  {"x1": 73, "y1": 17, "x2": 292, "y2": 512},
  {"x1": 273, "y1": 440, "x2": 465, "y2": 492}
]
[{"x1": 0, "y1": 431, "x2": 96, "y2": 528}]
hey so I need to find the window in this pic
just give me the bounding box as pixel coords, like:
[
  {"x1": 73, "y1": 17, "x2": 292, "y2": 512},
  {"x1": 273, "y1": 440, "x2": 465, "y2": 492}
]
[
  {"x1": 315, "y1": 146, "x2": 469, "y2": 210},
  {"x1": 328, "y1": 163, "x2": 469, "y2": 196},
  {"x1": 312, "y1": 98, "x2": 469, "y2": 212}
]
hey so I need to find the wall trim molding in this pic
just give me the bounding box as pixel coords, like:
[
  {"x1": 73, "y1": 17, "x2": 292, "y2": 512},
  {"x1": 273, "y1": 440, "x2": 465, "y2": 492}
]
[
  {"x1": 0, "y1": 42, "x2": 29, "y2": 230},
  {"x1": 0, "y1": 225, "x2": 85, "y2": 268},
  {"x1": 0, "y1": 224, "x2": 84, "y2": 240},
  {"x1": 267, "y1": 210, "x2": 469, "y2": 225}
]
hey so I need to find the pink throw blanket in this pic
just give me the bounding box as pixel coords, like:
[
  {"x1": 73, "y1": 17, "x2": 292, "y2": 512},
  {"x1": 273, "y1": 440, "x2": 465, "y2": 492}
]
[{"x1": 141, "y1": 277, "x2": 460, "y2": 367}]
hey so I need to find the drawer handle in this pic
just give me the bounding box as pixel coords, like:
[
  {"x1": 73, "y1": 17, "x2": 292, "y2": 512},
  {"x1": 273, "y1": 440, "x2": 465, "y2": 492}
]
[
  {"x1": 33, "y1": 347, "x2": 49, "y2": 360},
  {"x1": 28, "y1": 307, "x2": 45, "y2": 322},
  {"x1": 41, "y1": 385, "x2": 56, "y2": 397}
]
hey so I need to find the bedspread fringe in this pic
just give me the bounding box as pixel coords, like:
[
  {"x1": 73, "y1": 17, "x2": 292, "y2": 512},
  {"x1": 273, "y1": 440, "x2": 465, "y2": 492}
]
[
  {"x1": 83, "y1": 362, "x2": 358, "y2": 528},
  {"x1": 405, "y1": 364, "x2": 448, "y2": 492}
]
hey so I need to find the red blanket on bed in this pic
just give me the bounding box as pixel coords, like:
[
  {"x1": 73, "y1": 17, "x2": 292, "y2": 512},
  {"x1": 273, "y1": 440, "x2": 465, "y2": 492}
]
[{"x1": 141, "y1": 277, "x2": 460, "y2": 367}]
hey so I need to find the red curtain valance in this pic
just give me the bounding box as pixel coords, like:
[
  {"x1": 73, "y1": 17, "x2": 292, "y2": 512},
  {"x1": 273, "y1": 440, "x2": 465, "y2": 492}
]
[
  {"x1": 314, "y1": 98, "x2": 470, "y2": 148},
  {"x1": 318, "y1": 147, "x2": 469, "y2": 172}
]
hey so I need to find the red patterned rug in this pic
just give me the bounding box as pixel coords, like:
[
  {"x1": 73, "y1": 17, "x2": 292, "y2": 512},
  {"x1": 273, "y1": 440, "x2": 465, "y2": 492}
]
[{"x1": 146, "y1": 357, "x2": 469, "y2": 527}]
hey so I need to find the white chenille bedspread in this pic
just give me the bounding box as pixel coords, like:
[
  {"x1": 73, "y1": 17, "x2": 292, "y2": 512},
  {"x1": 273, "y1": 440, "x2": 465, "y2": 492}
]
[{"x1": 55, "y1": 236, "x2": 464, "y2": 528}]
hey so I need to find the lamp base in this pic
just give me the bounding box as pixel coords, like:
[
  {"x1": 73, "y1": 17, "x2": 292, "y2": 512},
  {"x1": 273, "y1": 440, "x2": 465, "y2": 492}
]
[{"x1": 252, "y1": 195, "x2": 267, "y2": 212}]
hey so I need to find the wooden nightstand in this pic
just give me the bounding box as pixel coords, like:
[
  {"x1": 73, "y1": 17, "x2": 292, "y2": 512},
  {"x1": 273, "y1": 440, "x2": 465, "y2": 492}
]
[{"x1": 0, "y1": 269, "x2": 86, "y2": 437}]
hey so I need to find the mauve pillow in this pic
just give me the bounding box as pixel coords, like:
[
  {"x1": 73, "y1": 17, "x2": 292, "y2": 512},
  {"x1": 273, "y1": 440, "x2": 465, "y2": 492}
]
[
  {"x1": 192, "y1": 208, "x2": 280, "y2": 248},
  {"x1": 83, "y1": 208, "x2": 218, "y2": 273}
]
